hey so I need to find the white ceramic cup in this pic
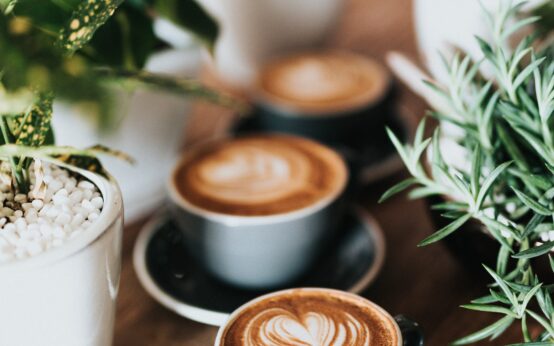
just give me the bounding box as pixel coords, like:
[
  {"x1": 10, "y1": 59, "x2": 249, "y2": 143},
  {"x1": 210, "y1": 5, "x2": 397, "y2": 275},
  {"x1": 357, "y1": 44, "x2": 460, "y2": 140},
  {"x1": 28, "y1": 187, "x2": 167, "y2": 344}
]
[
  {"x1": 196, "y1": 0, "x2": 345, "y2": 87},
  {"x1": 167, "y1": 140, "x2": 348, "y2": 289}
]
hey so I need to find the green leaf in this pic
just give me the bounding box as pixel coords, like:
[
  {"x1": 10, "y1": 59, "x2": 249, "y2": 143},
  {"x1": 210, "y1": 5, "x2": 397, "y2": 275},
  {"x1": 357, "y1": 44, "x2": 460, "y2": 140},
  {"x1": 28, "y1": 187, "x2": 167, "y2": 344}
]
[
  {"x1": 12, "y1": 93, "x2": 53, "y2": 147},
  {"x1": 483, "y1": 265, "x2": 519, "y2": 309},
  {"x1": 83, "y1": 3, "x2": 162, "y2": 69},
  {"x1": 379, "y1": 178, "x2": 416, "y2": 203},
  {"x1": 57, "y1": 0, "x2": 125, "y2": 54},
  {"x1": 512, "y1": 188, "x2": 552, "y2": 216},
  {"x1": 475, "y1": 161, "x2": 512, "y2": 210},
  {"x1": 522, "y1": 214, "x2": 546, "y2": 239},
  {"x1": 418, "y1": 214, "x2": 472, "y2": 247},
  {"x1": 155, "y1": 0, "x2": 219, "y2": 53},
  {"x1": 471, "y1": 144, "x2": 482, "y2": 197},
  {"x1": 450, "y1": 315, "x2": 514, "y2": 345},
  {"x1": 513, "y1": 241, "x2": 554, "y2": 259},
  {"x1": 519, "y1": 284, "x2": 543, "y2": 316},
  {"x1": 461, "y1": 303, "x2": 518, "y2": 318}
]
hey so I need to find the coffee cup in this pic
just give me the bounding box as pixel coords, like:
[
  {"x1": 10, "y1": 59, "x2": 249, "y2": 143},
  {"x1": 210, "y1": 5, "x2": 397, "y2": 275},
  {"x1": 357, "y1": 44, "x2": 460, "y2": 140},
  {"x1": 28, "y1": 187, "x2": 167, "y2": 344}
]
[
  {"x1": 214, "y1": 288, "x2": 423, "y2": 346},
  {"x1": 168, "y1": 134, "x2": 348, "y2": 289},
  {"x1": 251, "y1": 51, "x2": 393, "y2": 145}
]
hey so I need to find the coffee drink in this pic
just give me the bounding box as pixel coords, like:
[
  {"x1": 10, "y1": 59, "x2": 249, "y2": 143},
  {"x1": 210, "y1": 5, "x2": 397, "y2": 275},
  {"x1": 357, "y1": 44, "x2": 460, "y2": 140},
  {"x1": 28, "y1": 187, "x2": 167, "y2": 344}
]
[
  {"x1": 257, "y1": 51, "x2": 390, "y2": 116},
  {"x1": 173, "y1": 134, "x2": 347, "y2": 216},
  {"x1": 216, "y1": 288, "x2": 401, "y2": 346}
]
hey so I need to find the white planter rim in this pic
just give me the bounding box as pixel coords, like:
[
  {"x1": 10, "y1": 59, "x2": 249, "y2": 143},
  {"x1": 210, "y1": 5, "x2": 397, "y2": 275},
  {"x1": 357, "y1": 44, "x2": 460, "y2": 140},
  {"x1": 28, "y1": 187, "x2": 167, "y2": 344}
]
[{"x1": 0, "y1": 164, "x2": 123, "y2": 274}]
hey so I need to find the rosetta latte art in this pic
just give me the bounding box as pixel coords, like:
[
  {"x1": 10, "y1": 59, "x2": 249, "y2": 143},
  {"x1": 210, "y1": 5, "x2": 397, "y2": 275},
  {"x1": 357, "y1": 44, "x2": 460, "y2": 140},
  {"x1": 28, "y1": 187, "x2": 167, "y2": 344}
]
[
  {"x1": 174, "y1": 135, "x2": 347, "y2": 216},
  {"x1": 244, "y1": 308, "x2": 371, "y2": 346}
]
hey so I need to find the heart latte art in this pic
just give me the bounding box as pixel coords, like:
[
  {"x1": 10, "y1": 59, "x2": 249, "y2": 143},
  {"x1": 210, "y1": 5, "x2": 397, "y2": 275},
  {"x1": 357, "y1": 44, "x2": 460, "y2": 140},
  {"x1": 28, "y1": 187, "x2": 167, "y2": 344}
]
[
  {"x1": 220, "y1": 290, "x2": 399, "y2": 346},
  {"x1": 174, "y1": 135, "x2": 347, "y2": 216},
  {"x1": 245, "y1": 308, "x2": 372, "y2": 345}
]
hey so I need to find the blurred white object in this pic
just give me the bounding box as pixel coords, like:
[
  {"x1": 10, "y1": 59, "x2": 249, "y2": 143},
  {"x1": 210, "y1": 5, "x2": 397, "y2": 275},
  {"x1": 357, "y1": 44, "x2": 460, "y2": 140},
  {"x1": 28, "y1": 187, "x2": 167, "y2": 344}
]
[
  {"x1": 414, "y1": 0, "x2": 545, "y2": 82},
  {"x1": 53, "y1": 47, "x2": 202, "y2": 223},
  {"x1": 154, "y1": 18, "x2": 196, "y2": 49},
  {"x1": 195, "y1": 0, "x2": 344, "y2": 87}
]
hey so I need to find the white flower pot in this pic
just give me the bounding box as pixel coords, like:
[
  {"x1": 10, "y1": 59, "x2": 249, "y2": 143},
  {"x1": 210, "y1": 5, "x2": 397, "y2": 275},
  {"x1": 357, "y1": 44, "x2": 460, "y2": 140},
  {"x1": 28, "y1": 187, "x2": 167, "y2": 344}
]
[
  {"x1": 52, "y1": 47, "x2": 202, "y2": 223},
  {"x1": 195, "y1": 0, "x2": 345, "y2": 87},
  {"x1": 0, "y1": 168, "x2": 123, "y2": 346}
]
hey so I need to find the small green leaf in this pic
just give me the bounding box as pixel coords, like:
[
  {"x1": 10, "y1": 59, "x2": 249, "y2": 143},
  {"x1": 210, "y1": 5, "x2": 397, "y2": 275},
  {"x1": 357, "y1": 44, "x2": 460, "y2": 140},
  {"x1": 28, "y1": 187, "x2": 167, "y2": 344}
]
[
  {"x1": 450, "y1": 315, "x2": 514, "y2": 345},
  {"x1": 418, "y1": 214, "x2": 472, "y2": 247},
  {"x1": 512, "y1": 187, "x2": 552, "y2": 216},
  {"x1": 513, "y1": 241, "x2": 554, "y2": 259},
  {"x1": 461, "y1": 303, "x2": 518, "y2": 317},
  {"x1": 379, "y1": 178, "x2": 416, "y2": 203},
  {"x1": 58, "y1": 0, "x2": 125, "y2": 54},
  {"x1": 475, "y1": 161, "x2": 512, "y2": 210}
]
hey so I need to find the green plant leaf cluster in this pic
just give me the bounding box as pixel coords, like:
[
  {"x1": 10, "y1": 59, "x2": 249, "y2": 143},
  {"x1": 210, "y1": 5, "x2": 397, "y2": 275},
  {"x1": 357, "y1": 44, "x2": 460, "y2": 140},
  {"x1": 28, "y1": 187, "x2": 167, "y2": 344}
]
[
  {"x1": 0, "y1": 0, "x2": 238, "y2": 193},
  {"x1": 383, "y1": 1, "x2": 554, "y2": 343}
]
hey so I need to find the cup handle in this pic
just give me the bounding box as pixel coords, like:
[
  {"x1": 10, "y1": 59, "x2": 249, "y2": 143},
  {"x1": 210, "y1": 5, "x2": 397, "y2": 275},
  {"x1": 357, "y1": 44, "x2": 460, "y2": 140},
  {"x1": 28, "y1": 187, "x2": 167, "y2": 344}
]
[{"x1": 394, "y1": 315, "x2": 424, "y2": 346}]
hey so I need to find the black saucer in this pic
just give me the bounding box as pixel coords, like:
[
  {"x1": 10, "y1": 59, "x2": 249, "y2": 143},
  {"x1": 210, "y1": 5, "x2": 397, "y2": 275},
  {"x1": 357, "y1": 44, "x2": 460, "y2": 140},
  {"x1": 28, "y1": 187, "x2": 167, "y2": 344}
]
[
  {"x1": 231, "y1": 113, "x2": 409, "y2": 185},
  {"x1": 133, "y1": 207, "x2": 385, "y2": 326}
]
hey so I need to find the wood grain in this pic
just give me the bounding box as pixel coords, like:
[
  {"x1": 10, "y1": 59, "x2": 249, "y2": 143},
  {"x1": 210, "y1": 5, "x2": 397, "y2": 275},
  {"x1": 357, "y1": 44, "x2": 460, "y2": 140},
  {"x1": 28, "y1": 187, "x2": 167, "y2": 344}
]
[{"x1": 114, "y1": 0, "x2": 540, "y2": 344}]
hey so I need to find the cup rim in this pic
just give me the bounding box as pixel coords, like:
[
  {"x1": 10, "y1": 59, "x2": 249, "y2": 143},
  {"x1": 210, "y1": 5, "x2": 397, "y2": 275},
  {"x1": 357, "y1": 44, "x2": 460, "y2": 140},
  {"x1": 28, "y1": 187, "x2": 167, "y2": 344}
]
[
  {"x1": 213, "y1": 287, "x2": 403, "y2": 346},
  {"x1": 167, "y1": 134, "x2": 348, "y2": 225},
  {"x1": 0, "y1": 160, "x2": 123, "y2": 275},
  {"x1": 253, "y1": 50, "x2": 391, "y2": 118}
]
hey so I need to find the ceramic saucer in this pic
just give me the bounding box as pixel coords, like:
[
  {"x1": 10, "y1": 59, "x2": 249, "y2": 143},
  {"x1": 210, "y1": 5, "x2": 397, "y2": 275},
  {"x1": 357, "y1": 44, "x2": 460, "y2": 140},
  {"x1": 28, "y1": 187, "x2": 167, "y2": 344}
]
[
  {"x1": 231, "y1": 113, "x2": 409, "y2": 185},
  {"x1": 133, "y1": 207, "x2": 385, "y2": 326}
]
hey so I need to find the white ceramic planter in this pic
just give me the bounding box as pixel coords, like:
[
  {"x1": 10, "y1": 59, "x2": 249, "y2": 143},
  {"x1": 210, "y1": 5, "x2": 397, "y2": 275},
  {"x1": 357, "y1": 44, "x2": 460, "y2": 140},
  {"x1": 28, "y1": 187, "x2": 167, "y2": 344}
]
[
  {"x1": 196, "y1": 0, "x2": 345, "y2": 87},
  {"x1": 52, "y1": 47, "x2": 201, "y2": 223},
  {"x1": 414, "y1": 0, "x2": 544, "y2": 82},
  {"x1": 0, "y1": 168, "x2": 123, "y2": 346}
]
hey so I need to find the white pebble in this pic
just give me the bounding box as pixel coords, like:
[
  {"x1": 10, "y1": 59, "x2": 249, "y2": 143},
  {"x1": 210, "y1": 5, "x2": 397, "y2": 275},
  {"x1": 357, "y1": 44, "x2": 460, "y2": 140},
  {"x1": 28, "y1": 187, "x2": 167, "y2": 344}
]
[
  {"x1": 81, "y1": 200, "x2": 94, "y2": 211},
  {"x1": 91, "y1": 197, "x2": 103, "y2": 209},
  {"x1": 0, "y1": 162, "x2": 103, "y2": 263},
  {"x1": 78, "y1": 181, "x2": 95, "y2": 190},
  {"x1": 31, "y1": 199, "x2": 43, "y2": 210}
]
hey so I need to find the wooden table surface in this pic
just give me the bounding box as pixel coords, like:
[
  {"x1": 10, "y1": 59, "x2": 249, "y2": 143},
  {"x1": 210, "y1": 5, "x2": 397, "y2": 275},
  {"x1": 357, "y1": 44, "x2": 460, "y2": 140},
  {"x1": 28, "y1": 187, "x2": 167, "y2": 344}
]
[{"x1": 114, "y1": 0, "x2": 540, "y2": 344}]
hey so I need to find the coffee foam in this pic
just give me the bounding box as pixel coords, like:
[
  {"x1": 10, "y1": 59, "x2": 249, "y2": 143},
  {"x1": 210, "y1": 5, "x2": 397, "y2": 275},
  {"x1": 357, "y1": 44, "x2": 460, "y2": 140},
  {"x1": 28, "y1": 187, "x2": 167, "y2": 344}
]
[
  {"x1": 173, "y1": 135, "x2": 347, "y2": 216},
  {"x1": 220, "y1": 289, "x2": 399, "y2": 346},
  {"x1": 258, "y1": 51, "x2": 390, "y2": 115}
]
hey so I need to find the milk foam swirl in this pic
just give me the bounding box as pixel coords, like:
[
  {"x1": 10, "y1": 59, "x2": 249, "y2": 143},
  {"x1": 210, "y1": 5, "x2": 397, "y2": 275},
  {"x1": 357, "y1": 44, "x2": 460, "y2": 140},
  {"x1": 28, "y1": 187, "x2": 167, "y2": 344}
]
[
  {"x1": 174, "y1": 135, "x2": 347, "y2": 216},
  {"x1": 244, "y1": 308, "x2": 371, "y2": 346},
  {"x1": 259, "y1": 51, "x2": 390, "y2": 115},
  {"x1": 220, "y1": 290, "x2": 399, "y2": 346}
]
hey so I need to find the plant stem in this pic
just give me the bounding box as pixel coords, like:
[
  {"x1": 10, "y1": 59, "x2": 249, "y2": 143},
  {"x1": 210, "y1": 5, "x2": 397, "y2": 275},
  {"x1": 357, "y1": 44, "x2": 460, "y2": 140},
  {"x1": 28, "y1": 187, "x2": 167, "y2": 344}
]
[{"x1": 0, "y1": 116, "x2": 27, "y2": 193}]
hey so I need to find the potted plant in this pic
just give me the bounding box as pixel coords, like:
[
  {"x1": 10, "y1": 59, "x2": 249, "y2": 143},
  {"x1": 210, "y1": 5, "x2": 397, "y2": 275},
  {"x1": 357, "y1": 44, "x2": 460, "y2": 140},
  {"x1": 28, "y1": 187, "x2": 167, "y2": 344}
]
[
  {"x1": 0, "y1": 1, "x2": 237, "y2": 345},
  {"x1": 383, "y1": 2, "x2": 554, "y2": 344}
]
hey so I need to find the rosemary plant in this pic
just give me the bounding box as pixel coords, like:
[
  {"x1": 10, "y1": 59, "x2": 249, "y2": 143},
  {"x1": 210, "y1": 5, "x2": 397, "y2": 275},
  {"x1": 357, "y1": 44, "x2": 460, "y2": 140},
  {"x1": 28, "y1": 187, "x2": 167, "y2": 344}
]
[
  {"x1": 0, "y1": 0, "x2": 239, "y2": 194},
  {"x1": 382, "y1": 1, "x2": 554, "y2": 344}
]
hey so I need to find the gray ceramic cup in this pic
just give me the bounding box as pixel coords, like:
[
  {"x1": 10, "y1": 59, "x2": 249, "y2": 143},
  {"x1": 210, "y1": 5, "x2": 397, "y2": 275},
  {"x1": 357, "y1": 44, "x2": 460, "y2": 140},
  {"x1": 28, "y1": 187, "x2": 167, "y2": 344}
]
[{"x1": 167, "y1": 143, "x2": 348, "y2": 289}]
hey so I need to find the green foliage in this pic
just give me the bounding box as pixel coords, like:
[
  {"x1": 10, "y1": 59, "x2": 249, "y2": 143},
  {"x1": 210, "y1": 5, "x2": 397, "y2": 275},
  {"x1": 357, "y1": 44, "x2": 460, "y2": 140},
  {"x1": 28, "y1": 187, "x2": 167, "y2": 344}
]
[
  {"x1": 0, "y1": 0, "x2": 231, "y2": 193},
  {"x1": 383, "y1": 1, "x2": 554, "y2": 343}
]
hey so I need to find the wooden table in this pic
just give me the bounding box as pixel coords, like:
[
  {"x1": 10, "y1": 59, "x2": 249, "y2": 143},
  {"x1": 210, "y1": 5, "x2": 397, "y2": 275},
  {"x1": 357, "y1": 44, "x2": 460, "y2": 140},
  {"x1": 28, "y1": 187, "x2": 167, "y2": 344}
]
[{"x1": 114, "y1": 0, "x2": 540, "y2": 344}]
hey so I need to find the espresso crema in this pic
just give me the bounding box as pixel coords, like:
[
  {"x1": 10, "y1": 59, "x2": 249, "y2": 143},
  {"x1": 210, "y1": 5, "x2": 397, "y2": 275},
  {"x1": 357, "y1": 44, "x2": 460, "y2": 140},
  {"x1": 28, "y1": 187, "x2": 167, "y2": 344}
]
[
  {"x1": 258, "y1": 51, "x2": 390, "y2": 115},
  {"x1": 173, "y1": 135, "x2": 347, "y2": 216},
  {"x1": 219, "y1": 289, "x2": 400, "y2": 346}
]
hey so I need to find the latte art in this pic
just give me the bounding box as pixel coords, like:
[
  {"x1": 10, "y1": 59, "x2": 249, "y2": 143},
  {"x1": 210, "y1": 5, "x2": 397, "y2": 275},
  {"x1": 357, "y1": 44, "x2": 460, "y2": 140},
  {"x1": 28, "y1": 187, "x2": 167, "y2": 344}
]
[
  {"x1": 246, "y1": 308, "x2": 371, "y2": 346},
  {"x1": 174, "y1": 135, "x2": 347, "y2": 216},
  {"x1": 220, "y1": 289, "x2": 400, "y2": 346},
  {"x1": 258, "y1": 51, "x2": 390, "y2": 115}
]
